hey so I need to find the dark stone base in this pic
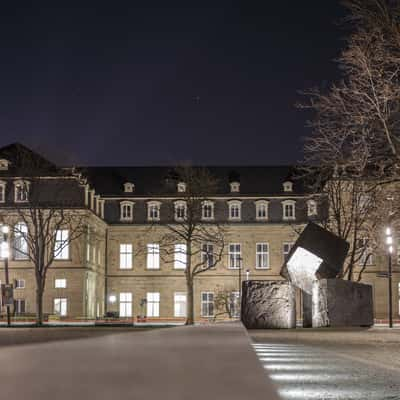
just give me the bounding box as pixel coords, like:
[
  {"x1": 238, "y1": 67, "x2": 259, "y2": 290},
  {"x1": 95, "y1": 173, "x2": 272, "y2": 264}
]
[
  {"x1": 241, "y1": 280, "x2": 296, "y2": 329},
  {"x1": 312, "y1": 279, "x2": 374, "y2": 327}
]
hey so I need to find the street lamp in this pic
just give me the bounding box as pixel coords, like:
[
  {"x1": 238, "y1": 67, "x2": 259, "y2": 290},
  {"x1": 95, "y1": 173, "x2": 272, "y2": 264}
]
[
  {"x1": 246, "y1": 269, "x2": 250, "y2": 281},
  {"x1": 385, "y1": 226, "x2": 393, "y2": 328},
  {"x1": 1, "y1": 225, "x2": 11, "y2": 327}
]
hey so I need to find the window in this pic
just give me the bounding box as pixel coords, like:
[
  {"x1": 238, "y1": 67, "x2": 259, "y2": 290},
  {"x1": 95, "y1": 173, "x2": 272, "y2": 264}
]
[
  {"x1": 174, "y1": 201, "x2": 187, "y2": 221},
  {"x1": 123, "y1": 182, "x2": 134, "y2": 193},
  {"x1": 14, "y1": 181, "x2": 29, "y2": 202},
  {"x1": 283, "y1": 242, "x2": 294, "y2": 262},
  {"x1": 120, "y1": 244, "x2": 133, "y2": 269},
  {"x1": 54, "y1": 230, "x2": 69, "y2": 260},
  {"x1": 282, "y1": 200, "x2": 296, "y2": 220},
  {"x1": 146, "y1": 292, "x2": 160, "y2": 317},
  {"x1": 14, "y1": 299, "x2": 25, "y2": 314},
  {"x1": 228, "y1": 200, "x2": 241, "y2": 220},
  {"x1": 14, "y1": 222, "x2": 28, "y2": 260},
  {"x1": 55, "y1": 278, "x2": 67, "y2": 288},
  {"x1": 147, "y1": 201, "x2": 161, "y2": 221},
  {"x1": 230, "y1": 182, "x2": 240, "y2": 193},
  {"x1": 174, "y1": 292, "x2": 187, "y2": 317},
  {"x1": 283, "y1": 181, "x2": 293, "y2": 192},
  {"x1": 307, "y1": 200, "x2": 317, "y2": 216},
  {"x1": 119, "y1": 292, "x2": 132, "y2": 317},
  {"x1": 357, "y1": 238, "x2": 373, "y2": 266},
  {"x1": 255, "y1": 200, "x2": 268, "y2": 221},
  {"x1": 0, "y1": 159, "x2": 10, "y2": 171},
  {"x1": 201, "y1": 243, "x2": 214, "y2": 269},
  {"x1": 256, "y1": 243, "x2": 269, "y2": 269},
  {"x1": 201, "y1": 292, "x2": 214, "y2": 317},
  {"x1": 15, "y1": 279, "x2": 25, "y2": 289},
  {"x1": 229, "y1": 243, "x2": 241, "y2": 269},
  {"x1": 177, "y1": 182, "x2": 186, "y2": 192},
  {"x1": 147, "y1": 244, "x2": 160, "y2": 269},
  {"x1": 230, "y1": 291, "x2": 240, "y2": 318},
  {"x1": 54, "y1": 298, "x2": 67, "y2": 316},
  {"x1": 174, "y1": 244, "x2": 187, "y2": 269},
  {"x1": 120, "y1": 201, "x2": 134, "y2": 222},
  {"x1": 0, "y1": 181, "x2": 5, "y2": 203},
  {"x1": 202, "y1": 201, "x2": 214, "y2": 220}
]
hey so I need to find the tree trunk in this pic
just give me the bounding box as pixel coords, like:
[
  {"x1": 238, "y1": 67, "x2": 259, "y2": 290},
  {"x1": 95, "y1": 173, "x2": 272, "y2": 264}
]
[
  {"x1": 36, "y1": 287, "x2": 44, "y2": 326},
  {"x1": 185, "y1": 277, "x2": 194, "y2": 325}
]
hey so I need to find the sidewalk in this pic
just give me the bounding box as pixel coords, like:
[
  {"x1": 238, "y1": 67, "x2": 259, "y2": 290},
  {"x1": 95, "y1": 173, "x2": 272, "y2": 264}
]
[{"x1": 0, "y1": 322, "x2": 280, "y2": 400}]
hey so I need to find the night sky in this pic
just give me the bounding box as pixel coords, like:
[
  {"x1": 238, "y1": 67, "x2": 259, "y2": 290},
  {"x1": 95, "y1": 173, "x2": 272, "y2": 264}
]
[{"x1": 0, "y1": 1, "x2": 346, "y2": 166}]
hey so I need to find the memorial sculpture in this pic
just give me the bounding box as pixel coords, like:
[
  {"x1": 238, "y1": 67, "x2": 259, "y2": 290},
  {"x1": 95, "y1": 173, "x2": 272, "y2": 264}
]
[{"x1": 241, "y1": 222, "x2": 374, "y2": 329}]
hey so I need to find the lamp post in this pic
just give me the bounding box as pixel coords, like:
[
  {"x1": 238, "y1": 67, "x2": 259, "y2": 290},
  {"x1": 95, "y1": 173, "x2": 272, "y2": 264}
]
[
  {"x1": 1, "y1": 225, "x2": 11, "y2": 327},
  {"x1": 385, "y1": 227, "x2": 393, "y2": 328},
  {"x1": 246, "y1": 269, "x2": 250, "y2": 281}
]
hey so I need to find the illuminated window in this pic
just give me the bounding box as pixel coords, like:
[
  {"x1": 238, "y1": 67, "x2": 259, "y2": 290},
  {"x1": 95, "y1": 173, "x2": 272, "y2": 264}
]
[
  {"x1": 119, "y1": 244, "x2": 133, "y2": 269},
  {"x1": 147, "y1": 244, "x2": 160, "y2": 269},
  {"x1": 120, "y1": 201, "x2": 134, "y2": 222},
  {"x1": 256, "y1": 243, "x2": 269, "y2": 269},
  {"x1": 119, "y1": 292, "x2": 132, "y2": 317},
  {"x1": 201, "y1": 292, "x2": 214, "y2": 317},
  {"x1": 14, "y1": 222, "x2": 28, "y2": 260},
  {"x1": 15, "y1": 299, "x2": 25, "y2": 314},
  {"x1": 174, "y1": 244, "x2": 187, "y2": 269},
  {"x1": 230, "y1": 291, "x2": 240, "y2": 318},
  {"x1": 55, "y1": 278, "x2": 67, "y2": 288},
  {"x1": 201, "y1": 243, "x2": 214, "y2": 269},
  {"x1": 146, "y1": 292, "x2": 160, "y2": 317},
  {"x1": 229, "y1": 243, "x2": 241, "y2": 269},
  {"x1": 15, "y1": 279, "x2": 25, "y2": 289},
  {"x1": 54, "y1": 230, "x2": 69, "y2": 260},
  {"x1": 123, "y1": 182, "x2": 134, "y2": 193},
  {"x1": 174, "y1": 292, "x2": 187, "y2": 317},
  {"x1": 54, "y1": 298, "x2": 67, "y2": 316}
]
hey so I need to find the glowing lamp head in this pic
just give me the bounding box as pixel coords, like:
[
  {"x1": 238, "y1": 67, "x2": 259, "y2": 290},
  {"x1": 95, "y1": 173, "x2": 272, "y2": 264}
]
[
  {"x1": 1, "y1": 225, "x2": 9, "y2": 234},
  {"x1": 389, "y1": 245, "x2": 394, "y2": 254},
  {"x1": 386, "y1": 236, "x2": 393, "y2": 245},
  {"x1": 108, "y1": 295, "x2": 117, "y2": 304},
  {"x1": 386, "y1": 227, "x2": 392, "y2": 236}
]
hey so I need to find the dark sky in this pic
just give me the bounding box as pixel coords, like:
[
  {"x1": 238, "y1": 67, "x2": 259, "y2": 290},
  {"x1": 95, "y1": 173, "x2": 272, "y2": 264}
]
[{"x1": 0, "y1": 1, "x2": 346, "y2": 166}]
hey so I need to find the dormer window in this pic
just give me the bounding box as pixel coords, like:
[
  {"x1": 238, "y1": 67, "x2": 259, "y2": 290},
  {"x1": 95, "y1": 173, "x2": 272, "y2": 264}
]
[
  {"x1": 0, "y1": 159, "x2": 10, "y2": 171},
  {"x1": 307, "y1": 200, "x2": 318, "y2": 217},
  {"x1": 174, "y1": 200, "x2": 187, "y2": 221},
  {"x1": 283, "y1": 181, "x2": 293, "y2": 192},
  {"x1": 123, "y1": 182, "x2": 134, "y2": 193},
  {"x1": 202, "y1": 201, "x2": 214, "y2": 220},
  {"x1": 14, "y1": 180, "x2": 29, "y2": 203},
  {"x1": 282, "y1": 200, "x2": 296, "y2": 221},
  {"x1": 120, "y1": 201, "x2": 134, "y2": 222},
  {"x1": 228, "y1": 200, "x2": 241, "y2": 220},
  {"x1": 230, "y1": 181, "x2": 240, "y2": 193},
  {"x1": 177, "y1": 182, "x2": 186, "y2": 193},
  {"x1": 0, "y1": 181, "x2": 6, "y2": 203},
  {"x1": 255, "y1": 200, "x2": 269, "y2": 221},
  {"x1": 147, "y1": 201, "x2": 161, "y2": 221}
]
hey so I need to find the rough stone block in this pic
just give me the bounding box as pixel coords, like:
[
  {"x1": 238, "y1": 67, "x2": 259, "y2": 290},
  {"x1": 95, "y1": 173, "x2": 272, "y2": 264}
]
[
  {"x1": 241, "y1": 280, "x2": 296, "y2": 329},
  {"x1": 312, "y1": 279, "x2": 374, "y2": 327}
]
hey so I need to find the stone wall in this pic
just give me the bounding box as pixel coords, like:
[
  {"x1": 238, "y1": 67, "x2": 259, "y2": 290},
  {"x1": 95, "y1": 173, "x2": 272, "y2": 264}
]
[
  {"x1": 241, "y1": 280, "x2": 296, "y2": 329},
  {"x1": 312, "y1": 279, "x2": 374, "y2": 327}
]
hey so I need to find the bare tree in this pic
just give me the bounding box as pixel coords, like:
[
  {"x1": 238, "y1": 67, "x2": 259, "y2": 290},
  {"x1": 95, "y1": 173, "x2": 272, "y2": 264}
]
[
  {"x1": 0, "y1": 145, "x2": 87, "y2": 325},
  {"x1": 156, "y1": 166, "x2": 225, "y2": 325},
  {"x1": 298, "y1": 0, "x2": 400, "y2": 279}
]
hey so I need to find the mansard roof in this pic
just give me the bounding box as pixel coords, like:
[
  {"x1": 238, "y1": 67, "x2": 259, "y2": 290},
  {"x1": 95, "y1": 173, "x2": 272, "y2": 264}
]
[{"x1": 81, "y1": 166, "x2": 307, "y2": 197}]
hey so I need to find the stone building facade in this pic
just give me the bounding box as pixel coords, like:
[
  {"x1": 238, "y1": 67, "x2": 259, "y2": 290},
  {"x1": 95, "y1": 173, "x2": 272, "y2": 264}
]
[{"x1": 0, "y1": 143, "x2": 398, "y2": 322}]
